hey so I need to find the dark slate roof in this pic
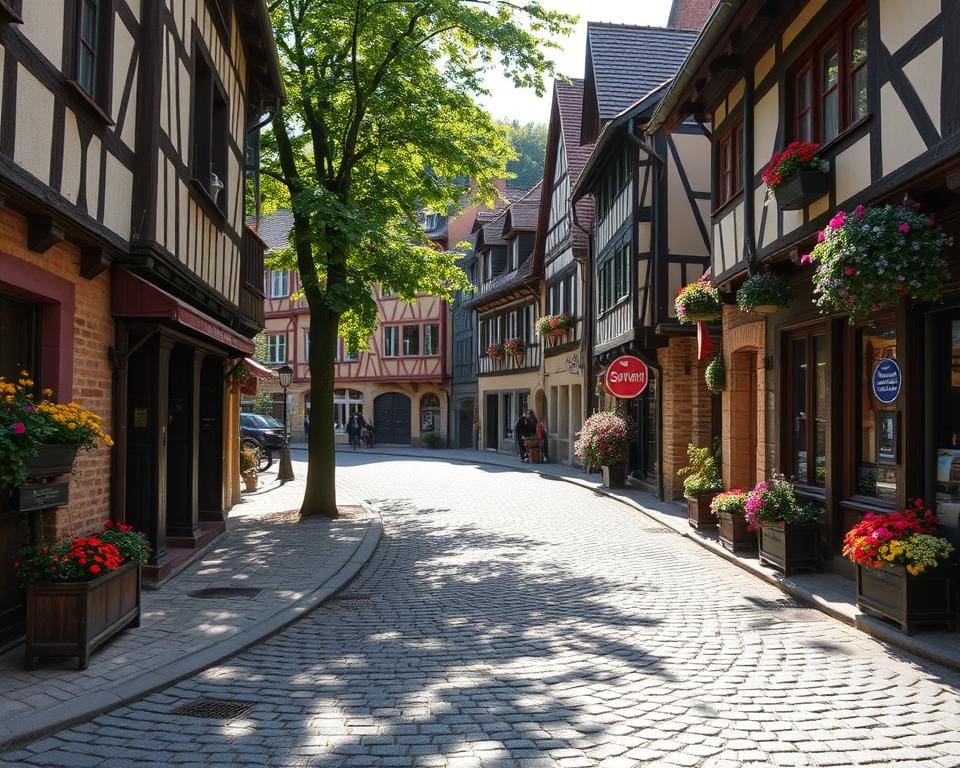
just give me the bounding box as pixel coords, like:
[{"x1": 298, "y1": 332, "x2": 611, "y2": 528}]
[
  {"x1": 255, "y1": 209, "x2": 294, "y2": 252},
  {"x1": 586, "y1": 23, "x2": 699, "y2": 120},
  {"x1": 503, "y1": 181, "x2": 542, "y2": 236}
]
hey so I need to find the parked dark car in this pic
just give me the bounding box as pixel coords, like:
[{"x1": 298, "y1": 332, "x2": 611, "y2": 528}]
[{"x1": 240, "y1": 413, "x2": 286, "y2": 452}]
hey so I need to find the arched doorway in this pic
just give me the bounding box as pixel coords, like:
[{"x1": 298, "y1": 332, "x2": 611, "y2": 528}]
[{"x1": 374, "y1": 392, "x2": 411, "y2": 444}]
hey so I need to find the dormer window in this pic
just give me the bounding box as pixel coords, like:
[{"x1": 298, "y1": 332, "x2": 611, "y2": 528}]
[{"x1": 509, "y1": 239, "x2": 519, "y2": 271}]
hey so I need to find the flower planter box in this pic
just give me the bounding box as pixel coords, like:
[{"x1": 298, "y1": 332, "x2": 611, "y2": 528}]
[
  {"x1": 687, "y1": 493, "x2": 718, "y2": 529},
  {"x1": 752, "y1": 304, "x2": 781, "y2": 314},
  {"x1": 681, "y1": 310, "x2": 721, "y2": 323},
  {"x1": 25, "y1": 562, "x2": 141, "y2": 670},
  {"x1": 718, "y1": 511, "x2": 757, "y2": 553},
  {"x1": 758, "y1": 521, "x2": 822, "y2": 575},
  {"x1": 773, "y1": 170, "x2": 829, "y2": 211},
  {"x1": 602, "y1": 465, "x2": 626, "y2": 488},
  {"x1": 23, "y1": 444, "x2": 79, "y2": 480},
  {"x1": 856, "y1": 562, "x2": 956, "y2": 635}
]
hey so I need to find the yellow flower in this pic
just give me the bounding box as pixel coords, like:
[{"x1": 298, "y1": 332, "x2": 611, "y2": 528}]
[
  {"x1": 42, "y1": 388, "x2": 53, "y2": 397},
  {"x1": 67, "y1": 423, "x2": 77, "y2": 430},
  {"x1": 20, "y1": 370, "x2": 29, "y2": 377}
]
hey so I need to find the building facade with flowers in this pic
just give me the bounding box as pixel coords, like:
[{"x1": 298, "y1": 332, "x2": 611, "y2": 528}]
[
  {"x1": 0, "y1": 1, "x2": 282, "y2": 645},
  {"x1": 650, "y1": 0, "x2": 960, "y2": 573}
]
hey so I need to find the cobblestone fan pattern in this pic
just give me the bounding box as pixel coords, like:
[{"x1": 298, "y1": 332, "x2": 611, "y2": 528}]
[{"x1": 4, "y1": 455, "x2": 960, "y2": 768}]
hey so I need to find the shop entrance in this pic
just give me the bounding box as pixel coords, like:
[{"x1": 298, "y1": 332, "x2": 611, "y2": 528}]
[{"x1": 374, "y1": 392, "x2": 411, "y2": 444}]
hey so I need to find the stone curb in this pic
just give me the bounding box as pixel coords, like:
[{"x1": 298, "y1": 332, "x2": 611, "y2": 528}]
[
  {"x1": 0, "y1": 513, "x2": 384, "y2": 750},
  {"x1": 347, "y1": 447, "x2": 960, "y2": 674}
]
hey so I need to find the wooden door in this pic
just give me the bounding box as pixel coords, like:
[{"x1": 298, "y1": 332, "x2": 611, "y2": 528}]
[{"x1": 374, "y1": 393, "x2": 411, "y2": 444}]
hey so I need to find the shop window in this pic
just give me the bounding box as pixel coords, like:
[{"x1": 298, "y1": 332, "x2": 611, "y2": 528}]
[
  {"x1": 853, "y1": 319, "x2": 898, "y2": 502},
  {"x1": 926, "y1": 311, "x2": 960, "y2": 520},
  {"x1": 783, "y1": 329, "x2": 828, "y2": 487}
]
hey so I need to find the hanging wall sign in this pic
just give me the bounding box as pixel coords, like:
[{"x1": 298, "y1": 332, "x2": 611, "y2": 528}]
[
  {"x1": 872, "y1": 358, "x2": 902, "y2": 404},
  {"x1": 604, "y1": 355, "x2": 650, "y2": 399}
]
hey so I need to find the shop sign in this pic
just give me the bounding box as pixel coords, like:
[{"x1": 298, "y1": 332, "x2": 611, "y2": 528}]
[
  {"x1": 16, "y1": 481, "x2": 69, "y2": 512},
  {"x1": 872, "y1": 358, "x2": 901, "y2": 404},
  {"x1": 604, "y1": 355, "x2": 649, "y2": 399}
]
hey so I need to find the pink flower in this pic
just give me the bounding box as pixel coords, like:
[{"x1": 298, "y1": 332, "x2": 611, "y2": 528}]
[
  {"x1": 843, "y1": 266, "x2": 857, "y2": 276},
  {"x1": 817, "y1": 230, "x2": 826, "y2": 243},
  {"x1": 11, "y1": 422, "x2": 25, "y2": 435},
  {"x1": 828, "y1": 211, "x2": 846, "y2": 230},
  {"x1": 800, "y1": 254, "x2": 812, "y2": 265},
  {"x1": 898, "y1": 222, "x2": 910, "y2": 234},
  {"x1": 854, "y1": 204, "x2": 866, "y2": 217},
  {"x1": 925, "y1": 217, "x2": 935, "y2": 228}
]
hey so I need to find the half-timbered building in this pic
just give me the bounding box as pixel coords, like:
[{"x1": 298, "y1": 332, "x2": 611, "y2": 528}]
[
  {"x1": 0, "y1": 0, "x2": 282, "y2": 635},
  {"x1": 532, "y1": 79, "x2": 593, "y2": 465},
  {"x1": 468, "y1": 183, "x2": 543, "y2": 454},
  {"x1": 650, "y1": 0, "x2": 960, "y2": 570},
  {"x1": 572, "y1": 22, "x2": 714, "y2": 498}
]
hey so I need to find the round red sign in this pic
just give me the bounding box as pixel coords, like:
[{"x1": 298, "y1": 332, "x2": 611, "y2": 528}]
[{"x1": 604, "y1": 355, "x2": 649, "y2": 399}]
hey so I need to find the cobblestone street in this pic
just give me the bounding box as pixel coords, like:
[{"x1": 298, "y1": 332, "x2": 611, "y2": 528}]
[{"x1": 5, "y1": 453, "x2": 960, "y2": 767}]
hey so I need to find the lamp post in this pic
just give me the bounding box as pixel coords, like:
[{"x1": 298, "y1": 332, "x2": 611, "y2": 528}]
[{"x1": 277, "y1": 364, "x2": 295, "y2": 482}]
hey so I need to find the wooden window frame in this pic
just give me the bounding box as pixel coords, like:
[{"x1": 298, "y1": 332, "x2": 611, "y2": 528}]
[
  {"x1": 715, "y1": 120, "x2": 743, "y2": 208},
  {"x1": 789, "y1": 5, "x2": 868, "y2": 145},
  {"x1": 401, "y1": 325, "x2": 420, "y2": 356},
  {"x1": 191, "y1": 42, "x2": 229, "y2": 219},
  {"x1": 383, "y1": 325, "x2": 399, "y2": 358},
  {"x1": 423, "y1": 323, "x2": 440, "y2": 356},
  {"x1": 65, "y1": 0, "x2": 114, "y2": 122},
  {"x1": 782, "y1": 327, "x2": 828, "y2": 489}
]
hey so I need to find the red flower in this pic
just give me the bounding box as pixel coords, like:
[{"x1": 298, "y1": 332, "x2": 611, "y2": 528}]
[{"x1": 89, "y1": 565, "x2": 101, "y2": 574}]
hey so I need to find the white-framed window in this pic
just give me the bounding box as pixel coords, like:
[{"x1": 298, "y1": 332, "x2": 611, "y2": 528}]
[
  {"x1": 271, "y1": 270, "x2": 289, "y2": 298},
  {"x1": 267, "y1": 334, "x2": 287, "y2": 363},
  {"x1": 383, "y1": 326, "x2": 399, "y2": 357},
  {"x1": 333, "y1": 389, "x2": 364, "y2": 433},
  {"x1": 304, "y1": 330, "x2": 310, "y2": 362},
  {"x1": 423, "y1": 324, "x2": 440, "y2": 356},
  {"x1": 403, "y1": 325, "x2": 420, "y2": 355},
  {"x1": 343, "y1": 340, "x2": 358, "y2": 361},
  {"x1": 509, "y1": 239, "x2": 519, "y2": 271}
]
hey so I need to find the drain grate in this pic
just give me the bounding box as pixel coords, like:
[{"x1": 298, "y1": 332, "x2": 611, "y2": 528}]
[
  {"x1": 187, "y1": 587, "x2": 263, "y2": 599},
  {"x1": 171, "y1": 698, "x2": 255, "y2": 719},
  {"x1": 328, "y1": 594, "x2": 372, "y2": 609}
]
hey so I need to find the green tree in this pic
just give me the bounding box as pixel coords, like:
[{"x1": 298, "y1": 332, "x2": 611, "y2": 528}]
[
  {"x1": 504, "y1": 121, "x2": 548, "y2": 188},
  {"x1": 264, "y1": 0, "x2": 574, "y2": 517}
]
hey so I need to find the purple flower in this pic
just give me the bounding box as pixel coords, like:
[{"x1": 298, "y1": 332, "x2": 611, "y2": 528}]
[
  {"x1": 828, "y1": 211, "x2": 846, "y2": 230},
  {"x1": 854, "y1": 204, "x2": 866, "y2": 217},
  {"x1": 898, "y1": 222, "x2": 910, "y2": 234},
  {"x1": 800, "y1": 254, "x2": 812, "y2": 265},
  {"x1": 11, "y1": 422, "x2": 25, "y2": 435}
]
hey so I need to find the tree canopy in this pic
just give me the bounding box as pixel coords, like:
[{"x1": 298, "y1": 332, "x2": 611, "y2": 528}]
[{"x1": 504, "y1": 121, "x2": 548, "y2": 189}]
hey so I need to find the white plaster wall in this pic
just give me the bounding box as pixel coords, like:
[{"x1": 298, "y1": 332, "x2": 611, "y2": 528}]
[{"x1": 14, "y1": 67, "x2": 54, "y2": 185}]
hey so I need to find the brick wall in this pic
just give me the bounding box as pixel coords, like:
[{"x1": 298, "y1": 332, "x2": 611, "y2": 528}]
[{"x1": 0, "y1": 208, "x2": 113, "y2": 538}]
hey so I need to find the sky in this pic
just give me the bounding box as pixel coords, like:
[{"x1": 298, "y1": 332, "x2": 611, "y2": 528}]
[{"x1": 479, "y1": 0, "x2": 674, "y2": 125}]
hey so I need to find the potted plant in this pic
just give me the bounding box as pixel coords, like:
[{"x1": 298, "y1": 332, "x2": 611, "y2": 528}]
[
  {"x1": 503, "y1": 337, "x2": 526, "y2": 358},
  {"x1": 486, "y1": 342, "x2": 504, "y2": 361},
  {"x1": 746, "y1": 475, "x2": 821, "y2": 574},
  {"x1": 678, "y1": 442, "x2": 723, "y2": 529},
  {"x1": 0, "y1": 372, "x2": 113, "y2": 488},
  {"x1": 804, "y1": 199, "x2": 950, "y2": 322},
  {"x1": 15, "y1": 521, "x2": 149, "y2": 669},
  {"x1": 762, "y1": 141, "x2": 827, "y2": 210},
  {"x1": 711, "y1": 489, "x2": 757, "y2": 553},
  {"x1": 574, "y1": 411, "x2": 631, "y2": 488},
  {"x1": 536, "y1": 313, "x2": 574, "y2": 341},
  {"x1": 736, "y1": 273, "x2": 794, "y2": 314},
  {"x1": 240, "y1": 446, "x2": 259, "y2": 492},
  {"x1": 843, "y1": 500, "x2": 956, "y2": 634},
  {"x1": 675, "y1": 279, "x2": 722, "y2": 324},
  {"x1": 421, "y1": 431, "x2": 442, "y2": 449},
  {"x1": 705, "y1": 356, "x2": 725, "y2": 395}
]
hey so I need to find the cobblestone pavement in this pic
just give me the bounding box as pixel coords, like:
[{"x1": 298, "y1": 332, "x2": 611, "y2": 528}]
[{"x1": 4, "y1": 454, "x2": 960, "y2": 767}]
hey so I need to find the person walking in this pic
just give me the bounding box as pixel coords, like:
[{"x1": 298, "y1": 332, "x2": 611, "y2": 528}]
[
  {"x1": 347, "y1": 413, "x2": 363, "y2": 450},
  {"x1": 514, "y1": 411, "x2": 530, "y2": 461},
  {"x1": 303, "y1": 411, "x2": 310, "y2": 443}
]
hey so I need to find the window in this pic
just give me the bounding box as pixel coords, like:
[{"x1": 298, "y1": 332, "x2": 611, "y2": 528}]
[
  {"x1": 192, "y1": 46, "x2": 228, "y2": 213},
  {"x1": 502, "y1": 393, "x2": 514, "y2": 439},
  {"x1": 423, "y1": 324, "x2": 440, "y2": 356},
  {"x1": 598, "y1": 243, "x2": 631, "y2": 313},
  {"x1": 72, "y1": 0, "x2": 112, "y2": 108},
  {"x1": 333, "y1": 389, "x2": 363, "y2": 433},
  {"x1": 783, "y1": 330, "x2": 828, "y2": 487},
  {"x1": 304, "y1": 330, "x2": 310, "y2": 362},
  {"x1": 266, "y1": 334, "x2": 287, "y2": 364},
  {"x1": 343, "y1": 340, "x2": 358, "y2": 361},
  {"x1": 271, "y1": 270, "x2": 289, "y2": 298},
  {"x1": 791, "y1": 8, "x2": 868, "y2": 144},
  {"x1": 509, "y1": 239, "x2": 520, "y2": 271},
  {"x1": 595, "y1": 149, "x2": 634, "y2": 222},
  {"x1": 716, "y1": 121, "x2": 743, "y2": 207},
  {"x1": 402, "y1": 326, "x2": 419, "y2": 355},
  {"x1": 852, "y1": 319, "x2": 898, "y2": 502},
  {"x1": 383, "y1": 326, "x2": 399, "y2": 357}
]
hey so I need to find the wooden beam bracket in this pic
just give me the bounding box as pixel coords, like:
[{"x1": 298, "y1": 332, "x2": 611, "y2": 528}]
[
  {"x1": 27, "y1": 215, "x2": 65, "y2": 254},
  {"x1": 80, "y1": 246, "x2": 110, "y2": 279}
]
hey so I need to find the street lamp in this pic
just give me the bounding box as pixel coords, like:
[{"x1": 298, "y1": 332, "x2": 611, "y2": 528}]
[{"x1": 277, "y1": 364, "x2": 295, "y2": 482}]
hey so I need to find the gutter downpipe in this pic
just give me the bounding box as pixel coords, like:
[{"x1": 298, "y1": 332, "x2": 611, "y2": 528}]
[
  {"x1": 572, "y1": 205, "x2": 594, "y2": 429},
  {"x1": 627, "y1": 117, "x2": 667, "y2": 500}
]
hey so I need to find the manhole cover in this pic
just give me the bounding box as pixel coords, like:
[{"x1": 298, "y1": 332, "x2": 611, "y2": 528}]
[
  {"x1": 171, "y1": 698, "x2": 255, "y2": 719},
  {"x1": 328, "y1": 594, "x2": 372, "y2": 609},
  {"x1": 187, "y1": 588, "x2": 263, "y2": 599}
]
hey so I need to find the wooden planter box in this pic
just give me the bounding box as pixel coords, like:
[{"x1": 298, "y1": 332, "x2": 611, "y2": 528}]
[
  {"x1": 773, "y1": 170, "x2": 829, "y2": 210},
  {"x1": 687, "y1": 493, "x2": 718, "y2": 529},
  {"x1": 602, "y1": 464, "x2": 626, "y2": 488},
  {"x1": 857, "y1": 562, "x2": 956, "y2": 635},
  {"x1": 718, "y1": 511, "x2": 757, "y2": 553},
  {"x1": 758, "y1": 521, "x2": 822, "y2": 575},
  {"x1": 26, "y1": 562, "x2": 141, "y2": 670},
  {"x1": 24, "y1": 444, "x2": 78, "y2": 480}
]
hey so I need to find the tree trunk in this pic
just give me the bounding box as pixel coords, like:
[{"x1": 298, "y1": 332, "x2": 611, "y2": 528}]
[{"x1": 300, "y1": 304, "x2": 341, "y2": 518}]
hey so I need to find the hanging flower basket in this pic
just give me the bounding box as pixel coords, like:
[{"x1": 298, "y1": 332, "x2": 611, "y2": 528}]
[
  {"x1": 804, "y1": 199, "x2": 951, "y2": 323},
  {"x1": 503, "y1": 338, "x2": 525, "y2": 357},
  {"x1": 486, "y1": 343, "x2": 504, "y2": 360},
  {"x1": 675, "y1": 280, "x2": 721, "y2": 324},
  {"x1": 704, "y1": 356, "x2": 725, "y2": 394},
  {"x1": 735, "y1": 273, "x2": 793, "y2": 314},
  {"x1": 763, "y1": 142, "x2": 828, "y2": 210},
  {"x1": 535, "y1": 313, "x2": 574, "y2": 337}
]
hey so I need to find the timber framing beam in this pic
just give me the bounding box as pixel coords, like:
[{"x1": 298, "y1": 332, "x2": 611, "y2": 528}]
[{"x1": 27, "y1": 214, "x2": 64, "y2": 254}]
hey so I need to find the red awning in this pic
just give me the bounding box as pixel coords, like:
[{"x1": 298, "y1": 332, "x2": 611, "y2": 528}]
[
  {"x1": 112, "y1": 269, "x2": 255, "y2": 355},
  {"x1": 244, "y1": 357, "x2": 277, "y2": 381}
]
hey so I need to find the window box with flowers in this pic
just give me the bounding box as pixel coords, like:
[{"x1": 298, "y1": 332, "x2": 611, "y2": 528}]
[
  {"x1": 486, "y1": 342, "x2": 504, "y2": 361},
  {"x1": 536, "y1": 313, "x2": 574, "y2": 341},
  {"x1": 843, "y1": 501, "x2": 956, "y2": 634},
  {"x1": 711, "y1": 489, "x2": 756, "y2": 553},
  {"x1": 503, "y1": 337, "x2": 525, "y2": 359},
  {"x1": 0, "y1": 373, "x2": 113, "y2": 490},
  {"x1": 747, "y1": 475, "x2": 822, "y2": 574},
  {"x1": 678, "y1": 442, "x2": 723, "y2": 529},
  {"x1": 763, "y1": 142, "x2": 828, "y2": 211},
  {"x1": 16, "y1": 521, "x2": 149, "y2": 669},
  {"x1": 805, "y1": 200, "x2": 951, "y2": 322},
  {"x1": 736, "y1": 273, "x2": 794, "y2": 315},
  {"x1": 574, "y1": 411, "x2": 631, "y2": 487},
  {"x1": 675, "y1": 280, "x2": 722, "y2": 323}
]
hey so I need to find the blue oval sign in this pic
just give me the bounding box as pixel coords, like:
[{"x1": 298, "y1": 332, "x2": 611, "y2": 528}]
[{"x1": 872, "y1": 358, "x2": 901, "y2": 404}]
